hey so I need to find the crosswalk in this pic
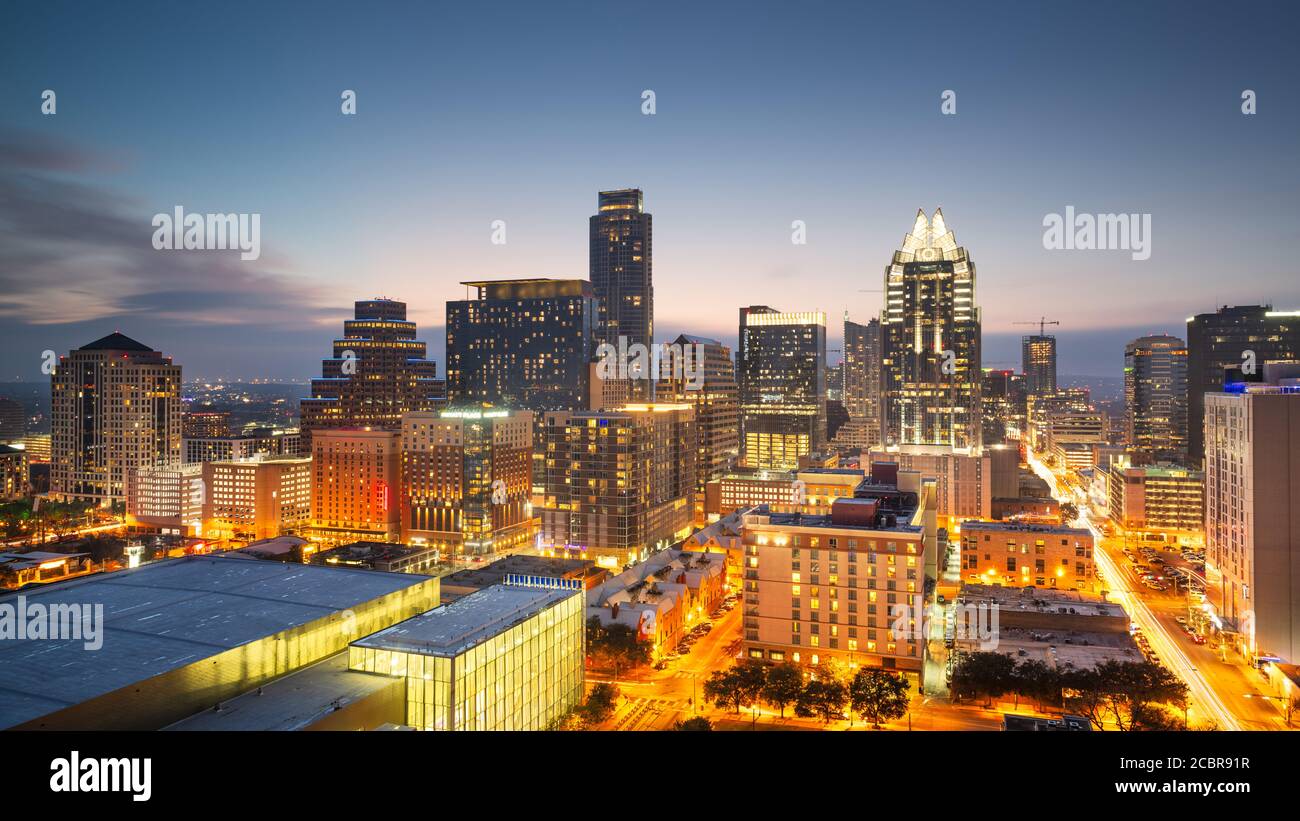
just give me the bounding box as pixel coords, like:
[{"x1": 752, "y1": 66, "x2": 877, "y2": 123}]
[{"x1": 612, "y1": 696, "x2": 686, "y2": 731}]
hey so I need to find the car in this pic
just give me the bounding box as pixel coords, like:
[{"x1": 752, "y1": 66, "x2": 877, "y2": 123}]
[{"x1": 1192, "y1": 635, "x2": 1206, "y2": 645}]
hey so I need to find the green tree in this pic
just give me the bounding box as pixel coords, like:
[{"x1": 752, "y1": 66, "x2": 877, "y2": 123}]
[
  {"x1": 951, "y1": 651, "x2": 1018, "y2": 707},
  {"x1": 581, "y1": 681, "x2": 620, "y2": 726},
  {"x1": 794, "y1": 677, "x2": 849, "y2": 724},
  {"x1": 1062, "y1": 660, "x2": 1188, "y2": 731},
  {"x1": 585, "y1": 616, "x2": 651, "y2": 679},
  {"x1": 703, "y1": 667, "x2": 746, "y2": 713},
  {"x1": 732, "y1": 658, "x2": 769, "y2": 725},
  {"x1": 674, "y1": 716, "x2": 712, "y2": 731},
  {"x1": 761, "y1": 661, "x2": 804, "y2": 718},
  {"x1": 848, "y1": 667, "x2": 911, "y2": 728},
  {"x1": 1011, "y1": 658, "x2": 1063, "y2": 710}
]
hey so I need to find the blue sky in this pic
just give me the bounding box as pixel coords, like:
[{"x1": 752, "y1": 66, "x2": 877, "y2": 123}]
[{"x1": 2, "y1": 0, "x2": 1297, "y2": 380}]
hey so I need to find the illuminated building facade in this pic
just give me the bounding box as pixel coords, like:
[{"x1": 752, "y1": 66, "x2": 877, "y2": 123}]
[
  {"x1": 182, "y1": 411, "x2": 231, "y2": 439},
  {"x1": 655, "y1": 334, "x2": 739, "y2": 523},
  {"x1": 299, "y1": 299, "x2": 444, "y2": 450},
  {"x1": 737, "y1": 306, "x2": 827, "y2": 470},
  {"x1": 1022, "y1": 335, "x2": 1057, "y2": 398},
  {"x1": 0, "y1": 446, "x2": 26, "y2": 500},
  {"x1": 51, "y1": 333, "x2": 183, "y2": 505},
  {"x1": 400, "y1": 408, "x2": 536, "y2": 558},
  {"x1": 960, "y1": 521, "x2": 1097, "y2": 593},
  {"x1": 590, "y1": 189, "x2": 653, "y2": 352},
  {"x1": 184, "y1": 428, "x2": 300, "y2": 463},
  {"x1": 1107, "y1": 458, "x2": 1204, "y2": 537},
  {"x1": 1204, "y1": 364, "x2": 1300, "y2": 662},
  {"x1": 1186, "y1": 305, "x2": 1300, "y2": 466},
  {"x1": 540, "y1": 404, "x2": 695, "y2": 567},
  {"x1": 310, "y1": 428, "x2": 401, "y2": 545},
  {"x1": 125, "y1": 463, "x2": 205, "y2": 535},
  {"x1": 0, "y1": 397, "x2": 25, "y2": 444},
  {"x1": 202, "y1": 455, "x2": 312, "y2": 543},
  {"x1": 704, "y1": 467, "x2": 865, "y2": 519},
  {"x1": 446, "y1": 279, "x2": 598, "y2": 412},
  {"x1": 349, "y1": 579, "x2": 584, "y2": 731},
  {"x1": 867, "y1": 444, "x2": 992, "y2": 528},
  {"x1": 1124, "y1": 334, "x2": 1188, "y2": 465},
  {"x1": 881, "y1": 209, "x2": 981, "y2": 449},
  {"x1": 739, "y1": 494, "x2": 936, "y2": 675},
  {"x1": 836, "y1": 316, "x2": 882, "y2": 450}
]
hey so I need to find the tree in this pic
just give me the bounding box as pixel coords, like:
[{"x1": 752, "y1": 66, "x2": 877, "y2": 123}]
[
  {"x1": 704, "y1": 667, "x2": 746, "y2": 713},
  {"x1": 1062, "y1": 660, "x2": 1188, "y2": 731},
  {"x1": 951, "y1": 651, "x2": 1018, "y2": 707},
  {"x1": 580, "y1": 681, "x2": 620, "y2": 727},
  {"x1": 794, "y1": 677, "x2": 848, "y2": 724},
  {"x1": 1060, "y1": 501, "x2": 1079, "y2": 522},
  {"x1": 1011, "y1": 658, "x2": 1063, "y2": 710},
  {"x1": 848, "y1": 667, "x2": 911, "y2": 728},
  {"x1": 585, "y1": 616, "x2": 651, "y2": 679},
  {"x1": 732, "y1": 659, "x2": 769, "y2": 723},
  {"x1": 674, "y1": 716, "x2": 712, "y2": 731},
  {"x1": 761, "y1": 661, "x2": 804, "y2": 718}
]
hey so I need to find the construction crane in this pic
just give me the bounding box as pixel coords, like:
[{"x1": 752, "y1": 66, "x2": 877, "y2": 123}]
[{"x1": 1014, "y1": 316, "x2": 1060, "y2": 337}]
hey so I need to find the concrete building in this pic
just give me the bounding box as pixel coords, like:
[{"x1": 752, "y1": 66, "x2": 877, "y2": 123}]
[
  {"x1": 1204, "y1": 363, "x2": 1300, "y2": 663},
  {"x1": 310, "y1": 428, "x2": 401, "y2": 545},
  {"x1": 183, "y1": 428, "x2": 300, "y2": 464},
  {"x1": 1124, "y1": 334, "x2": 1189, "y2": 465},
  {"x1": 737, "y1": 306, "x2": 827, "y2": 470},
  {"x1": 51, "y1": 332, "x2": 182, "y2": 505},
  {"x1": 1108, "y1": 458, "x2": 1204, "y2": 538},
  {"x1": 311, "y1": 541, "x2": 441, "y2": 575},
  {"x1": 704, "y1": 467, "x2": 865, "y2": 519},
  {"x1": 590, "y1": 189, "x2": 654, "y2": 354},
  {"x1": 0, "y1": 445, "x2": 27, "y2": 500},
  {"x1": 437, "y1": 554, "x2": 606, "y2": 603},
  {"x1": 125, "y1": 463, "x2": 205, "y2": 536},
  {"x1": 739, "y1": 485, "x2": 938, "y2": 674},
  {"x1": 867, "y1": 444, "x2": 993, "y2": 528},
  {"x1": 960, "y1": 520, "x2": 1097, "y2": 593},
  {"x1": 203, "y1": 456, "x2": 312, "y2": 543},
  {"x1": 400, "y1": 408, "x2": 536, "y2": 559}
]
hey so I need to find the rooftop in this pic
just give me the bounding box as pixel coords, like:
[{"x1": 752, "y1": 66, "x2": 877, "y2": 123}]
[
  {"x1": 353, "y1": 583, "x2": 578, "y2": 658},
  {"x1": 960, "y1": 520, "x2": 1092, "y2": 537},
  {"x1": 0, "y1": 555, "x2": 433, "y2": 729}
]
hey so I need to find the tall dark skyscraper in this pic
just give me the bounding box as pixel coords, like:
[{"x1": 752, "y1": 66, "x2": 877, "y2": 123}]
[
  {"x1": 737, "y1": 306, "x2": 827, "y2": 469},
  {"x1": 299, "y1": 298, "x2": 444, "y2": 448},
  {"x1": 1021, "y1": 334, "x2": 1057, "y2": 397},
  {"x1": 446, "y1": 278, "x2": 597, "y2": 411},
  {"x1": 881, "y1": 209, "x2": 981, "y2": 448},
  {"x1": 1124, "y1": 334, "x2": 1188, "y2": 465},
  {"x1": 1186, "y1": 305, "x2": 1300, "y2": 466},
  {"x1": 590, "y1": 189, "x2": 653, "y2": 350},
  {"x1": 843, "y1": 316, "x2": 882, "y2": 424}
]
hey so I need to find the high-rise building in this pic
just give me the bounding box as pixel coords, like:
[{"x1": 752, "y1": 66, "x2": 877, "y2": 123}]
[
  {"x1": 309, "y1": 428, "x2": 401, "y2": 545},
  {"x1": 1022, "y1": 335, "x2": 1058, "y2": 398},
  {"x1": 182, "y1": 411, "x2": 231, "y2": 439},
  {"x1": 737, "y1": 306, "x2": 827, "y2": 470},
  {"x1": 203, "y1": 455, "x2": 312, "y2": 543},
  {"x1": 184, "y1": 428, "x2": 300, "y2": 464},
  {"x1": 590, "y1": 189, "x2": 653, "y2": 351},
  {"x1": 125, "y1": 463, "x2": 205, "y2": 535},
  {"x1": 1107, "y1": 458, "x2": 1203, "y2": 537},
  {"x1": 540, "y1": 404, "x2": 695, "y2": 568},
  {"x1": 446, "y1": 279, "x2": 598, "y2": 412},
  {"x1": 0, "y1": 445, "x2": 28, "y2": 500},
  {"x1": 299, "y1": 299, "x2": 444, "y2": 449},
  {"x1": 0, "y1": 398, "x2": 25, "y2": 444},
  {"x1": 1124, "y1": 334, "x2": 1188, "y2": 465},
  {"x1": 1186, "y1": 306, "x2": 1300, "y2": 467},
  {"x1": 834, "y1": 316, "x2": 883, "y2": 451},
  {"x1": 656, "y1": 335, "x2": 739, "y2": 522},
  {"x1": 881, "y1": 209, "x2": 981, "y2": 448},
  {"x1": 980, "y1": 368, "x2": 1026, "y2": 445},
  {"x1": 400, "y1": 408, "x2": 536, "y2": 559},
  {"x1": 51, "y1": 332, "x2": 183, "y2": 505},
  {"x1": 1204, "y1": 362, "x2": 1300, "y2": 663}
]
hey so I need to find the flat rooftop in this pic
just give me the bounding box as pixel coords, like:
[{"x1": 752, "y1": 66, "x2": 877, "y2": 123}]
[
  {"x1": 0, "y1": 556, "x2": 433, "y2": 729},
  {"x1": 440, "y1": 555, "x2": 594, "y2": 591},
  {"x1": 353, "y1": 584, "x2": 577, "y2": 659},
  {"x1": 960, "y1": 520, "x2": 1092, "y2": 537},
  {"x1": 750, "y1": 505, "x2": 922, "y2": 534},
  {"x1": 164, "y1": 653, "x2": 397, "y2": 731},
  {"x1": 957, "y1": 583, "x2": 1126, "y2": 619}
]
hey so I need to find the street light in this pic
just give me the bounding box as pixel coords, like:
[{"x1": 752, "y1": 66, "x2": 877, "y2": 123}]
[{"x1": 1243, "y1": 693, "x2": 1294, "y2": 726}]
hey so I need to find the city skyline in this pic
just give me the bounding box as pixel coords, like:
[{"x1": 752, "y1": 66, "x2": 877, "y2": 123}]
[{"x1": 4, "y1": 1, "x2": 1300, "y2": 381}]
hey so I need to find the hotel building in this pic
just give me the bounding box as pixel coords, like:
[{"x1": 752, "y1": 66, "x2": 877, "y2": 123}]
[
  {"x1": 51, "y1": 332, "x2": 183, "y2": 505},
  {"x1": 202, "y1": 456, "x2": 312, "y2": 543},
  {"x1": 1204, "y1": 363, "x2": 1300, "y2": 663},
  {"x1": 880, "y1": 209, "x2": 981, "y2": 449},
  {"x1": 737, "y1": 306, "x2": 827, "y2": 470},
  {"x1": 310, "y1": 428, "x2": 401, "y2": 545},
  {"x1": 1107, "y1": 458, "x2": 1204, "y2": 538},
  {"x1": 400, "y1": 408, "x2": 536, "y2": 559}
]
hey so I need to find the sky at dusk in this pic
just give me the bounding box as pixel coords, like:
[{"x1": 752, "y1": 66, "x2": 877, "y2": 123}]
[{"x1": 2, "y1": 0, "x2": 1298, "y2": 380}]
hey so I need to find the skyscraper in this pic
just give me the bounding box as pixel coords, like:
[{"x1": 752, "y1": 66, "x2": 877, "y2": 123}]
[
  {"x1": 590, "y1": 189, "x2": 653, "y2": 350},
  {"x1": 835, "y1": 316, "x2": 883, "y2": 449},
  {"x1": 446, "y1": 279, "x2": 598, "y2": 411},
  {"x1": 1124, "y1": 334, "x2": 1188, "y2": 465},
  {"x1": 309, "y1": 427, "x2": 401, "y2": 545},
  {"x1": 880, "y1": 209, "x2": 981, "y2": 448},
  {"x1": 1021, "y1": 334, "x2": 1057, "y2": 397},
  {"x1": 655, "y1": 334, "x2": 739, "y2": 523},
  {"x1": 737, "y1": 306, "x2": 827, "y2": 470},
  {"x1": 51, "y1": 332, "x2": 183, "y2": 505},
  {"x1": 299, "y1": 299, "x2": 443, "y2": 449},
  {"x1": 1186, "y1": 305, "x2": 1300, "y2": 467}
]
